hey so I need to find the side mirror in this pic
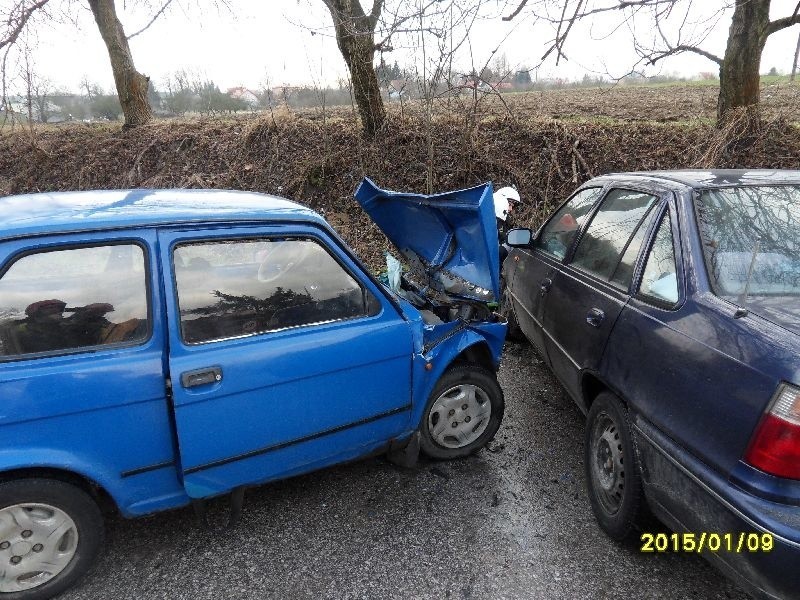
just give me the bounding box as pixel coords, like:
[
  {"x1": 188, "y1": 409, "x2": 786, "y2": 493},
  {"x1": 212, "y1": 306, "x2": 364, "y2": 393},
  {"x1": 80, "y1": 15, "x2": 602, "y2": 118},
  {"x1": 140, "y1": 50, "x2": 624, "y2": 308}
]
[{"x1": 506, "y1": 228, "x2": 532, "y2": 247}]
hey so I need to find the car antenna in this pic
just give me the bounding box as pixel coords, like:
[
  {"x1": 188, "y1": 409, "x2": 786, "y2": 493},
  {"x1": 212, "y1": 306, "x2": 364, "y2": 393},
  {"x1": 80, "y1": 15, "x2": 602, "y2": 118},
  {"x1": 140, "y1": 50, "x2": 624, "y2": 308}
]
[{"x1": 735, "y1": 238, "x2": 760, "y2": 319}]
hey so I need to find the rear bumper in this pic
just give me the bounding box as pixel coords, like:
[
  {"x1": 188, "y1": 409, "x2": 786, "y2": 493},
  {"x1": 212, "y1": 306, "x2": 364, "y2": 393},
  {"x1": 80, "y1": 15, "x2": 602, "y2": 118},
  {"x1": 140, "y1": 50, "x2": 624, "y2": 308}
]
[{"x1": 634, "y1": 417, "x2": 800, "y2": 600}]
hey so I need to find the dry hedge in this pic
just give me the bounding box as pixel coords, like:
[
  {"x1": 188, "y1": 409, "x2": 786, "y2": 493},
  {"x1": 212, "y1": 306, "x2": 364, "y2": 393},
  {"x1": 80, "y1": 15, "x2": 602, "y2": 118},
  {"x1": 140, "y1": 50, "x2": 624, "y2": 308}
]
[{"x1": 1, "y1": 113, "x2": 798, "y2": 268}]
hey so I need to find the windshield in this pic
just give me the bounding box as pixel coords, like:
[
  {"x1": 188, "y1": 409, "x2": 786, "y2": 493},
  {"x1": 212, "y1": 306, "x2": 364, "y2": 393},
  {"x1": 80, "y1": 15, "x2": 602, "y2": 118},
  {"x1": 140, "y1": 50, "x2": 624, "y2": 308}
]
[{"x1": 695, "y1": 186, "x2": 800, "y2": 298}]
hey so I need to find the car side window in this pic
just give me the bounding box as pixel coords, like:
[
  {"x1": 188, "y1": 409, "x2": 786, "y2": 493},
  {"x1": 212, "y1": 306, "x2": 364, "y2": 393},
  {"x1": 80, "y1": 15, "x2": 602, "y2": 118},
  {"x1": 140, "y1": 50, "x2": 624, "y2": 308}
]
[
  {"x1": 609, "y1": 205, "x2": 659, "y2": 288},
  {"x1": 571, "y1": 189, "x2": 659, "y2": 282},
  {"x1": 0, "y1": 244, "x2": 149, "y2": 358},
  {"x1": 174, "y1": 237, "x2": 380, "y2": 344},
  {"x1": 535, "y1": 187, "x2": 603, "y2": 260},
  {"x1": 639, "y1": 213, "x2": 679, "y2": 305}
]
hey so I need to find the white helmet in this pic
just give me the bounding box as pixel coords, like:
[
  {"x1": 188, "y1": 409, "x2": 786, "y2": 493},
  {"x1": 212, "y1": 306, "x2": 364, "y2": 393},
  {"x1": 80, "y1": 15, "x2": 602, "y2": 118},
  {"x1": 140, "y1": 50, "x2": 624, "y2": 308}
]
[{"x1": 493, "y1": 186, "x2": 521, "y2": 221}]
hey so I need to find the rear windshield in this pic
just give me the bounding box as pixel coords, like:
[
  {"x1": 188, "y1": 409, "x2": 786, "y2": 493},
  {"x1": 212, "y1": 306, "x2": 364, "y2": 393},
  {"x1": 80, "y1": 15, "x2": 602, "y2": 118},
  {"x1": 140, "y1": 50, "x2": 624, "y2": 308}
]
[{"x1": 695, "y1": 186, "x2": 800, "y2": 298}]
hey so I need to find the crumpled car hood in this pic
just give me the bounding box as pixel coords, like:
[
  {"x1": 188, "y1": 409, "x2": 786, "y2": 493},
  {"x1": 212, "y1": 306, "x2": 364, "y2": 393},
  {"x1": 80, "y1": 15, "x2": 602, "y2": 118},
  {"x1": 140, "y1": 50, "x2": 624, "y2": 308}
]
[{"x1": 355, "y1": 178, "x2": 500, "y2": 303}]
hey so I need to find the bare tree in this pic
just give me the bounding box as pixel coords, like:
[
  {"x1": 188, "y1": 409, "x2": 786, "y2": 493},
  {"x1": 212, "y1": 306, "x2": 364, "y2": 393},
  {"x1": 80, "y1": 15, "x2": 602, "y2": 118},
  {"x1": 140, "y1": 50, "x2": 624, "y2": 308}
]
[
  {"x1": 87, "y1": 0, "x2": 152, "y2": 127},
  {"x1": 491, "y1": 52, "x2": 511, "y2": 81},
  {"x1": 0, "y1": 1, "x2": 51, "y2": 54},
  {"x1": 714, "y1": 0, "x2": 798, "y2": 120},
  {"x1": 321, "y1": 0, "x2": 386, "y2": 137},
  {"x1": 87, "y1": 84, "x2": 123, "y2": 120},
  {"x1": 317, "y1": 1, "x2": 491, "y2": 137},
  {"x1": 406, "y1": 0, "x2": 490, "y2": 191},
  {"x1": 503, "y1": 0, "x2": 800, "y2": 123},
  {"x1": 0, "y1": 0, "x2": 204, "y2": 128},
  {"x1": 1, "y1": 1, "x2": 51, "y2": 124},
  {"x1": 792, "y1": 29, "x2": 800, "y2": 82},
  {"x1": 20, "y1": 44, "x2": 35, "y2": 127},
  {"x1": 15, "y1": 39, "x2": 52, "y2": 124},
  {"x1": 163, "y1": 70, "x2": 196, "y2": 115}
]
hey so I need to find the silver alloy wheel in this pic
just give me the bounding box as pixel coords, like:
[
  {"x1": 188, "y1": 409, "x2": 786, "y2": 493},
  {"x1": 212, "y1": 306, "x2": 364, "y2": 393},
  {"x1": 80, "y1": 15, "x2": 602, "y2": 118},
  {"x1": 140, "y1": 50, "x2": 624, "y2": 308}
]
[
  {"x1": 428, "y1": 383, "x2": 492, "y2": 449},
  {"x1": 590, "y1": 412, "x2": 625, "y2": 515},
  {"x1": 0, "y1": 503, "x2": 79, "y2": 593}
]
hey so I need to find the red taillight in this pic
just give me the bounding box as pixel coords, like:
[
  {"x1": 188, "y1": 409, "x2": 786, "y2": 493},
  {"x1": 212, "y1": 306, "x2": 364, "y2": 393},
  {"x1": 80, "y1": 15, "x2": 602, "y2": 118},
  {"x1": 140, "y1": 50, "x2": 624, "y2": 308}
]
[{"x1": 744, "y1": 384, "x2": 800, "y2": 480}]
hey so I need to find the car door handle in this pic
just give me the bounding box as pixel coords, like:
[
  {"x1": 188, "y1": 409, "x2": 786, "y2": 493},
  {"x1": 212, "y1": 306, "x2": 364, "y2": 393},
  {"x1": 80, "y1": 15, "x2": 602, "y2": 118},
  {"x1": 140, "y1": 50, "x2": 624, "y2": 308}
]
[
  {"x1": 586, "y1": 308, "x2": 605, "y2": 328},
  {"x1": 540, "y1": 278, "x2": 552, "y2": 297},
  {"x1": 181, "y1": 366, "x2": 223, "y2": 388}
]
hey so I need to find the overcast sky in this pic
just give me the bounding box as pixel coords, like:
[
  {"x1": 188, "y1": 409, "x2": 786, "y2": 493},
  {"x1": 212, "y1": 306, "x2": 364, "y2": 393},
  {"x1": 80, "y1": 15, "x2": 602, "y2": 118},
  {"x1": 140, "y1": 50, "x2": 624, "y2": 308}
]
[{"x1": 17, "y1": 0, "x2": 800, "y2": 94}]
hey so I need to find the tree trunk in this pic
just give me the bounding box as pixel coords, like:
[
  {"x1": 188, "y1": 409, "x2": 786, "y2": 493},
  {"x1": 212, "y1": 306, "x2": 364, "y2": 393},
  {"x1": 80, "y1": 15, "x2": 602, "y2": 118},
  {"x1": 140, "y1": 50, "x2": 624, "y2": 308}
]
[
  {"x1": 87, "y1": 0, "x2": 152, "y2": 128},
  {"x1": 338, "y1": 33, "x2": 385, "y2": 137},
  {"x1": 791, "y1": 30, "x2": 800, "y2": 82},
  {"x1": 324, "y1": 1, "x2": 386, "y2": 138},
  {"x1": 717, "y1": 0, "x2": 771, "y2": 122}
]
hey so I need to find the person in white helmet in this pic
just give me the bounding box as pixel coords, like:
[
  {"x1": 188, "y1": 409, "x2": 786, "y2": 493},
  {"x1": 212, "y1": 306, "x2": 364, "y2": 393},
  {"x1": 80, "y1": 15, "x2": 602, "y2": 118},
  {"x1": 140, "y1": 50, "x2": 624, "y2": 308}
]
[{"x1": 494, "y1": 185, "x2": 521, "y2": 269}]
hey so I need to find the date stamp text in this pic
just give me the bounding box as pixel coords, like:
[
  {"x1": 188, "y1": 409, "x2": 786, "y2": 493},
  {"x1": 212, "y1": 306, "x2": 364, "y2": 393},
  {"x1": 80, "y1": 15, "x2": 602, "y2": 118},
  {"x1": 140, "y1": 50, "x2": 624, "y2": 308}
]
[{"x1": 640, "y1": 532, "x2": 773, "y2": 553}]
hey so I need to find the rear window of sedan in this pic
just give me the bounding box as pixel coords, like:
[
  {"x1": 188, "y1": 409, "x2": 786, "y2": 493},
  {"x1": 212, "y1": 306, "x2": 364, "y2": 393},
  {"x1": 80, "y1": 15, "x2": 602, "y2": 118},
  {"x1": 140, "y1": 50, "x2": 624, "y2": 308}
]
[{"x1": 695, "y1": 186, "x2": 800, "y2": 298}]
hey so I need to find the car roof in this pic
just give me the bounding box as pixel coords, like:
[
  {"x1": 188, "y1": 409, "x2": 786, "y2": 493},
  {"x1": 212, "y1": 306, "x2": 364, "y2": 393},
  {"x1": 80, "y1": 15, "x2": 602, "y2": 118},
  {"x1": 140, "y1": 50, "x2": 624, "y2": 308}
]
[
  {"x1": 599, "y1": 169, "x2": 800, "y2": 189},
  {"x1": 0, "y1": 188, "x2": 327, "y2": 240}
]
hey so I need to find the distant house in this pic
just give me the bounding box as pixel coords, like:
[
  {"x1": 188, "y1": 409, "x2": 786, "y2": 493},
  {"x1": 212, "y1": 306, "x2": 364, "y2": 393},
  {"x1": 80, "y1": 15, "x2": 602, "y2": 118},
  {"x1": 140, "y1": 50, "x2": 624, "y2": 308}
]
[
  {"x1": 464, "y1": 79, "x2": 491, "y2": 92},
  {"x1": 226, "y1": 87, "x2": 260, "y2": 108},
  {"x1": 455, "y1": 75, "x2": 515, "y2": 93},
  {"x1": 456, "y1": 75, "x2": 490, "y2": 92},
  {"x1": 491, "y1": 81, "x2": 514, "y2": 91}
]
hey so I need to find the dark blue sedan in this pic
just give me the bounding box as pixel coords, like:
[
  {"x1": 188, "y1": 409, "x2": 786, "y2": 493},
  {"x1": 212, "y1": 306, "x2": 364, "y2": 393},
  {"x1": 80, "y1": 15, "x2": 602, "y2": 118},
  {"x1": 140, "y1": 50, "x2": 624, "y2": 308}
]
[{"x1": 503, "y1": 170, "x2": 800, "y2": 600}]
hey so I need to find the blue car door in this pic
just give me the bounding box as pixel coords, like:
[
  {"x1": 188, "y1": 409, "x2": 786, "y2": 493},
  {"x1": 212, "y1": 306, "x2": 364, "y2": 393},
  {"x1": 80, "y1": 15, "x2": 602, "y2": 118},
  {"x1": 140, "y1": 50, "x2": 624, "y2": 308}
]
[{"x1": 158, "y1": 224, "x2": 413, "y2": 498}]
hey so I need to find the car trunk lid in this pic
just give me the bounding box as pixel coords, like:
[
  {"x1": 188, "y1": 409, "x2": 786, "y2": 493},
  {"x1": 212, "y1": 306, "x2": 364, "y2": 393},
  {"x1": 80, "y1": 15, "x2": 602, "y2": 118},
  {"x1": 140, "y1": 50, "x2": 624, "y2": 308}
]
[{"x1": 732, "y1": 296, "x2": 800, "y2": 338}]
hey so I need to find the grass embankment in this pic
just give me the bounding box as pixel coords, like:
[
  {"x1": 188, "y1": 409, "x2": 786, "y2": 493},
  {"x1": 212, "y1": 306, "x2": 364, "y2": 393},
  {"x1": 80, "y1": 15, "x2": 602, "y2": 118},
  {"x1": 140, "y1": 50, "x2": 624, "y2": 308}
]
[{"x1": 1, "y1": 103, "x2": 798, "y2": 268}]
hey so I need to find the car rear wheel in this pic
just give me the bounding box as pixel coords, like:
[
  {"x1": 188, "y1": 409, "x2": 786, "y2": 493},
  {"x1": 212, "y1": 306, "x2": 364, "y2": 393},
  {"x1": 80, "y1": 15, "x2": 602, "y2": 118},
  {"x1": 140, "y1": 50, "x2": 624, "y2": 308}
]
[
  {"x1": 0, "y1": 479, "x2": 103, "y2": 600},
  {"x1": 420, "y1": 365, "x2": 504, "y2": 460},
  {"x1": 585, "y1": 392, "x2": 647, "y2": 540}
]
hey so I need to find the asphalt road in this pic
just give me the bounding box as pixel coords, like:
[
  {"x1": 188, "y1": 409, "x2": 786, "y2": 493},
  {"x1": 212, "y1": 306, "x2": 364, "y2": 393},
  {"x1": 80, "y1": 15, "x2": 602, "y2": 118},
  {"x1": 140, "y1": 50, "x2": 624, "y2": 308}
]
[{"x1": 62, "y1": 342, "x2": 748, "y2": 600}]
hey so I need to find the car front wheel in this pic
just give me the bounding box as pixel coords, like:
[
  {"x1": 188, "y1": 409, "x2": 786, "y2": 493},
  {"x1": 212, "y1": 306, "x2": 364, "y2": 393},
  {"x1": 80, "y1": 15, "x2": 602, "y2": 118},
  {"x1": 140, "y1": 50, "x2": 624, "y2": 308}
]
[
  {"x1": 0, "y1": 479, "x2": 103, "y2": 600},
  {"x1": 420, "y1": 365, "x2": 504, "y2": 460},
  {"x1": 585, "y1": 392, "x2": 647, "y2": 540}
]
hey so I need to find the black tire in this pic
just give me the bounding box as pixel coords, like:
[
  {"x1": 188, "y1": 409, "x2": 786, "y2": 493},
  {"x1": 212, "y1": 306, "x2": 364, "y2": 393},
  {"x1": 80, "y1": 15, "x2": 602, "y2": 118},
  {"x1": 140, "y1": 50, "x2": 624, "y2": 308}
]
[
  {"x1": 584, "y1": 392, "x2": 647, "y2": 541},
  {"x1": 420, "y1": 364, "x2": 504, "y2": 460},
  {"x1": 0, "y1": 479, "x2": 104, "y2": 600}
]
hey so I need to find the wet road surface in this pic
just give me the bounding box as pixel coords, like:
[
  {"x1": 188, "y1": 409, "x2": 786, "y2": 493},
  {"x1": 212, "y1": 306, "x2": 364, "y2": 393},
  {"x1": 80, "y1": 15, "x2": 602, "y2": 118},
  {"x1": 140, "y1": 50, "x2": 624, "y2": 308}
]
[{"x1": 63, "y1": 342, "x2": 748, "y2": 600}]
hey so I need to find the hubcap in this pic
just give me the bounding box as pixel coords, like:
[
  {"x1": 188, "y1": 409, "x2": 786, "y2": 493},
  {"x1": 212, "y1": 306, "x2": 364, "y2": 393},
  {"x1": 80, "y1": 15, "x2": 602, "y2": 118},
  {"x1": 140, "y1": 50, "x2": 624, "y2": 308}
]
[
  {"x1": 590, "y1": 413, "x2": 625, "y2": 515},
  {"x1": 0, "y1": 503, "x2": 79, "y2": 593},
  {"x1": 428, "y1": 384, "x2": 492, "y2": 449}
]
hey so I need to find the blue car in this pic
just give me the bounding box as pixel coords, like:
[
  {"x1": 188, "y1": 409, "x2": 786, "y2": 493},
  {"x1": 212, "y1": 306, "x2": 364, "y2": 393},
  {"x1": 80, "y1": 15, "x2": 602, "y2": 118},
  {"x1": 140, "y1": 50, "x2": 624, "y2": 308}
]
[
  {"x1": 0, "y1": 181, "x2": 506, "y2": 599},
  {"x1": 503, "y1": 170, "x2": 800, "y2": 600}
]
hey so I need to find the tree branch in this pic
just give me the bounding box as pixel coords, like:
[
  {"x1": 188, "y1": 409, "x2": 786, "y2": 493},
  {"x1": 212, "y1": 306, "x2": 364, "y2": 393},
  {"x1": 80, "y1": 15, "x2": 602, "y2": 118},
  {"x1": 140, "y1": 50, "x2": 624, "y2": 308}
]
[
  {"x1": 647, "y1": 43, "x2": 723, "y2": 66},
  {"x1": 511, "y1": 0, "x2": 688, "y2": 25},
  {"x1": 542, "y1": 0, "x2": 586, "y2": 64},
  {"x1": 127, "y1": 0, "x2": 175, "y2": 40},
  {"x1": 372, "y1": 0, "x2": 448, "y2": 51},
  {"x1": 0, "y1": 0, "x2": 51, "y2": 51},
  {"x1": 369, "y1": 0, "x2": 383, "y2": 31},
  {"x1": 766, "y1": 1, "x2": 800, "y2": 36},
  {"x1": 502, "y1": 0, "x2": 527, "y2": 21}
]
